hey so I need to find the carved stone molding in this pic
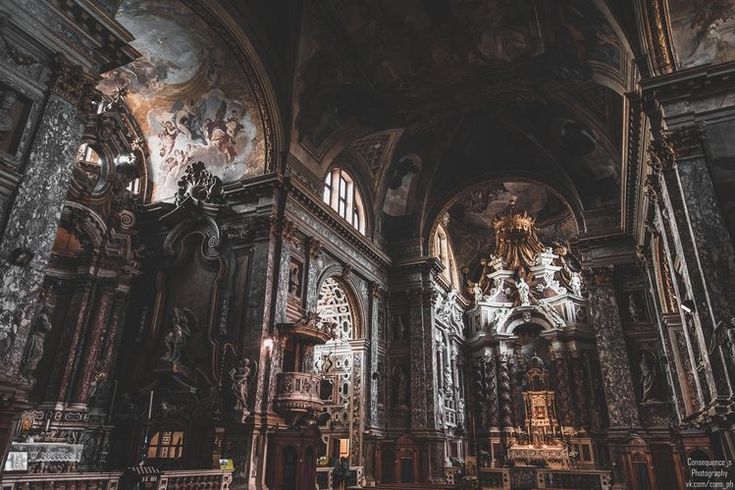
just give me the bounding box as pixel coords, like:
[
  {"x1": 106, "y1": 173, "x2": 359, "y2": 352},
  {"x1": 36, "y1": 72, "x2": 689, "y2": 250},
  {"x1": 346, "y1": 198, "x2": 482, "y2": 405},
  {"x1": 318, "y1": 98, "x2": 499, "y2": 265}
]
[
  {"x1": 368, "y1": 282, "x2": 385, "y2": 301},
  {"x1": 646, "y1": 137, "x2": 676, "y2": 175},
  {"x1": 307, "y1": 238, "x2": 323, "y2": 259},
  {"x1": 280, "y1": 219, "x2": 303, "y2": 249},
  {"x1": 647, "y1": 125, "x2": 706, "y2": 176},
  {"x1": 666, "y1": 124, "x2": 706, "y2": 159},
  {"x1": 175, "y1": 161, "x2": 225, "y2": 206},
  {"x1": 636, "y1": 245, "x2": 649, "y2": 266},
  {"x1": 51, "y1": 53, "x2": 96, "y2": 109},
  {"x1": 643, "y1": 174, "x2": 661, "y2": 199},
  {"x1": 644, "y1": 0, "x2": 675, "y2": 74}
]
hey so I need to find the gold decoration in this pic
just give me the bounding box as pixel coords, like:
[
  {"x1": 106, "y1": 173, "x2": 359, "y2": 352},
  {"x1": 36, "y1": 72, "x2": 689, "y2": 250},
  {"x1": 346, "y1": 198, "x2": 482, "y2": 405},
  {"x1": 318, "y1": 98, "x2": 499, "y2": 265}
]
[{"x1": 491, "y1": 196, "x2": 545, "y2": 276}]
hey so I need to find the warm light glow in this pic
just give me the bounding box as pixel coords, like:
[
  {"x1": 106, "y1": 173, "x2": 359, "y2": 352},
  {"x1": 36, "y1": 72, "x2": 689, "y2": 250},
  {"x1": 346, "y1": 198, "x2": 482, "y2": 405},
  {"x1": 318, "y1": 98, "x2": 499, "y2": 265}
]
[{"x1": 263, "y1": 337, "x2": 274, "y2": 350}]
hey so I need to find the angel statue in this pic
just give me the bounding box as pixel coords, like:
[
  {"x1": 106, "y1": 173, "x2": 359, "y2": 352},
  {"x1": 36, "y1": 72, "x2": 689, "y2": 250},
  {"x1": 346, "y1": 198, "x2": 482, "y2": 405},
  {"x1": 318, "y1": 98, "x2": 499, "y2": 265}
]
[
  {"x1": 161, "y1": 307, "x2": 194, "y2": 363},
  {"x1": 229, "y1": 358, "x2": 256, "y2": 421},
  {"x1": 516, "y1": 277, "x2": 531, "y2": 306}
]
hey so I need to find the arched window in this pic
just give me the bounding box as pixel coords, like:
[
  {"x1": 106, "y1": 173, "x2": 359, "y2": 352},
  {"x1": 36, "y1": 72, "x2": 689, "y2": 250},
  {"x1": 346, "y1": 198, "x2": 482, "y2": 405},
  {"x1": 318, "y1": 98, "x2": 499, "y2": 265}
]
[
  {"x1": 323, "y1": 167, "x2": 366, "y2": 234},
  {"x1": 432, "y1": 222, "x2": 460, "y2": 288},
  {"x1": 317, "y1": 277, "x2": 356, "y2": 341}
]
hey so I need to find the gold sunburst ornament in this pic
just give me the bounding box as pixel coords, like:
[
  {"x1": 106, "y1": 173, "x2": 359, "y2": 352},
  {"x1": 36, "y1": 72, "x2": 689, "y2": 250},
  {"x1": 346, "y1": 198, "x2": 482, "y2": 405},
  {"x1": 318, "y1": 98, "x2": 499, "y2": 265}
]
[{"x1": 491, "y1": 196, "x2": 545, "y2": 277}]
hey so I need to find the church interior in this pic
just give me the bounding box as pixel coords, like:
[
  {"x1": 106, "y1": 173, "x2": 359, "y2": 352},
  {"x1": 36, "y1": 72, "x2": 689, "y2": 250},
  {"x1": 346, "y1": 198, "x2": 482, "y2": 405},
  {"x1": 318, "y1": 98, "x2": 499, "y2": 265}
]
[{"x1": 2, "y1": 0, "x2": 735, "y2": 489}]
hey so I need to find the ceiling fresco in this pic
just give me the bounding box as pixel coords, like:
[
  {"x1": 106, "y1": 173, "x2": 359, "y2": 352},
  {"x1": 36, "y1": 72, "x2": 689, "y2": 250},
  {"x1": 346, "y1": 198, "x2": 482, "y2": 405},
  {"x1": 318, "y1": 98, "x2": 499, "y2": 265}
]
[
  {"x1": 98, "y1": 0, "x2": 266, "y2": 202},
  {"x1": 668, "y1": 0, "x2": 735, "y2": 69}
]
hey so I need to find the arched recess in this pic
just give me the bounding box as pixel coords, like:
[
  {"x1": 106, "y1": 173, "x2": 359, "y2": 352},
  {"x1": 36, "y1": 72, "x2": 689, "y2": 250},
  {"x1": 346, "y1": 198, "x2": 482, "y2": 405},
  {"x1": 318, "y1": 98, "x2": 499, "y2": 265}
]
[
  {"x1": 423, "y1": 177, "x2": 582, "y2": 261},
  {"x1": 98, "y1": 0, "x2": 283, "y2": 202},
  {"x1": 313, "y1": 274, "x2": 366, "y2": 468}
]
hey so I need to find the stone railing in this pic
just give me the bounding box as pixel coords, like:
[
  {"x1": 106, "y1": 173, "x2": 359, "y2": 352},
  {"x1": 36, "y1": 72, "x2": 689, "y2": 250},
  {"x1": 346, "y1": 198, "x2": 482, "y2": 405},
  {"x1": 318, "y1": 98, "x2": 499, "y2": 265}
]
[
  {"x1": 536, "y1": 468, "x2": 612, "y2": 489},
  {"x1": 274, "y1": 371, "x2": 325, "y2": 417},
  {"x1": 1, "y1": 469, "x2": 232, "y2": 490},
  {"x1": 1, "y1": 471, "x2": 123, "y2": 489},
  {"x1": 158, "y1": 469, "x2": 233, "y2": 489},
  {"x1": 478, "y1": 467, "x2": 511, "y2": 489}
]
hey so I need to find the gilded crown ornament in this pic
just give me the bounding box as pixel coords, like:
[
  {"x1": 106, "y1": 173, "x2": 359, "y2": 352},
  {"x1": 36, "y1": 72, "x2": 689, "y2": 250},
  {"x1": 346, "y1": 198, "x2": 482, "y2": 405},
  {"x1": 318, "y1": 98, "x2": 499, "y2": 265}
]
[{"x1": 492, "y1": 196, "x2": 545, "y2": 275}]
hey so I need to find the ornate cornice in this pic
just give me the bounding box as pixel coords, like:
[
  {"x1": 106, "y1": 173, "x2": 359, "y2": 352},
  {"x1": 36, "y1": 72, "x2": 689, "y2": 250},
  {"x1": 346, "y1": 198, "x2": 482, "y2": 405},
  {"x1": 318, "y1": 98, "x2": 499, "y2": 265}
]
[
  {"x1": 646, "y1": 136, "x2": 676, "y2": 174},
  {"x1": 286, "y1": 177, "x2": 391, "y2": 270}
]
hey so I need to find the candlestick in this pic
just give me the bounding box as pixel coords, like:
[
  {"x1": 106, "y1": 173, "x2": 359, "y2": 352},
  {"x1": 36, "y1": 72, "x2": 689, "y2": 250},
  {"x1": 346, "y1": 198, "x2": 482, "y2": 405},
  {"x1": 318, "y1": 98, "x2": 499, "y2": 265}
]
[{"x1": 147, "y1": 390, "x2": 154, "y2": 420}]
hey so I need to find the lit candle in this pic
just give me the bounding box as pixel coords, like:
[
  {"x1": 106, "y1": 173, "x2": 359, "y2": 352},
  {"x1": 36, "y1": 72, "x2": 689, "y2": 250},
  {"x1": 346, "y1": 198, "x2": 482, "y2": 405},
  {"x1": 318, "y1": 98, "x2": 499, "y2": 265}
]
[{"x1": 147, "y1": 390, "x2": 154, "y2": 420}]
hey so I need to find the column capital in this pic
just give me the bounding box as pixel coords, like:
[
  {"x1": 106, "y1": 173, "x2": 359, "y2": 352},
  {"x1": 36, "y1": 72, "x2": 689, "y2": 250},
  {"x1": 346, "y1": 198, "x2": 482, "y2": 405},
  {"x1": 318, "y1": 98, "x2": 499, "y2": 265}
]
[
  {"x1": 51, "y1": 53, "x2": 97, "y2": 109},
  {"x1": 666, "y1": 124, "x2": 706, "y2": 159}
]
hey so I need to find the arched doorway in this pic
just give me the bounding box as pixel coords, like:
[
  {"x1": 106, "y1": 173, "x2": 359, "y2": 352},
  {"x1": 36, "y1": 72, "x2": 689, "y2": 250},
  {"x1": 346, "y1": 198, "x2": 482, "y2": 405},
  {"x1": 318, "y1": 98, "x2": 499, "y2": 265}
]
[{"x1": 313, "y1": 276, "x2": 365, "y2": 481}]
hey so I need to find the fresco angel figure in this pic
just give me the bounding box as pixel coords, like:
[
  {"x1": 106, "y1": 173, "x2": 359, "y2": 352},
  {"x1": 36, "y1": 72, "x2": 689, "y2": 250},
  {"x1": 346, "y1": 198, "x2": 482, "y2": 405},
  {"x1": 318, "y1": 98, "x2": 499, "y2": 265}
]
[
  {"x1": 173, "y1": 98, "x2": 208, "y2": 145},
  {"x1": 158, "y1": 118, "x2": 181, "y2": 158},
  {"x1": 204, "y1": 100, "x2": 238, "y2": 163}
]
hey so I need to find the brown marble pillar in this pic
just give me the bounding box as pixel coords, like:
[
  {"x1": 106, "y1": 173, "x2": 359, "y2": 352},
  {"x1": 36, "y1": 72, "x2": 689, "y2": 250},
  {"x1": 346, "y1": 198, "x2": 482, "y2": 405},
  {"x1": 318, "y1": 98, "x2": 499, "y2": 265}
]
[
  {"x1": 407, "y1": 288, "x2": 430, "y2": 429},
  {"x1": 47, "y1": 274, "x2": 95, "y2": 403},
  {"x1": 586, "y1": 266, "x2": 639, "y2": 428},
  {"x1": 72, "y1": 280, "x2": 117, "y2": 404}
]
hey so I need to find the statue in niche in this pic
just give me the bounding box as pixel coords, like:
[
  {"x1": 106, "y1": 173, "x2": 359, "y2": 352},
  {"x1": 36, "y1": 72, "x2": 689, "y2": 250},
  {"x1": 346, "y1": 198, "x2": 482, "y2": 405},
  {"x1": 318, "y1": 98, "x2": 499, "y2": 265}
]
[
  {"x1": 161, "y1": 307, "x2": 194, "y2": 363},
  {"x1": 516, "y1": 278, "x2": 531, "y2": 306},
  {"x1": 22, "y1": 288, "x2": 52, "y2": 376},
  {"x1": 288, "y1": 261, "x2": 302, "y2": 297},
  {"x1": 569, "y1": 274, "x2": 583, "y2": 297},
  {"x1": 639, "y1": 352, "x2": 659, "y2": 402},
  {"x1": 628, "y1": 293, "x2": 642, "y2": 323},
  {"x1": 229, "y1": 358, "x2": 256, "y2": 421}
]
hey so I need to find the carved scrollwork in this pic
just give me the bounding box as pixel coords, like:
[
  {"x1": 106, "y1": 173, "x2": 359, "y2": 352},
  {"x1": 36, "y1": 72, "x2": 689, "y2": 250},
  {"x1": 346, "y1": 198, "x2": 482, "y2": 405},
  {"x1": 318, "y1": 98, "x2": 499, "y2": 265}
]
[{"x1": 175, "y1": 161, "x2": 225, "y2": 206}]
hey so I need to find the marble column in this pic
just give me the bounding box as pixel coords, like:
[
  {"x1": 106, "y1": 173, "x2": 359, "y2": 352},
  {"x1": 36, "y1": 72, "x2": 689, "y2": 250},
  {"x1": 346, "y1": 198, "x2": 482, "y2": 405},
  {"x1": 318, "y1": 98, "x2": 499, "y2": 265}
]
[
  {"x1": 638, "y1": 246, "x2": 689, "y2": 421},
  {"x1": 0, "y1": 53, "x2": 93, "y2": 475},
  {"x1": 650, "y1": 126, "x2": 735, "y2": 404},
  {"x1": 0, "y1": 56, "x2": 91, "y2": 381},
  {"x1": 586, "y1": 266, "x2": 639, "y2": 428},
  {"x1": 407, "y1": 288, "x2": 430, "y2": 429}
]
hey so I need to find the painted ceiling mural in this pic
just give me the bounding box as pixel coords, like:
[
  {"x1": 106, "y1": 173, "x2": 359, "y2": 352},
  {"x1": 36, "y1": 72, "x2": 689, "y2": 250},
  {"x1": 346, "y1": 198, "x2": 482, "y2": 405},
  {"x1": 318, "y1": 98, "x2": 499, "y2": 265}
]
[
  {"x1": 668, "y1": 0, "x2": 735, "y2": 69},
  {"x1": 99, "y1": 0, "x2": 266, "y2": 202}
]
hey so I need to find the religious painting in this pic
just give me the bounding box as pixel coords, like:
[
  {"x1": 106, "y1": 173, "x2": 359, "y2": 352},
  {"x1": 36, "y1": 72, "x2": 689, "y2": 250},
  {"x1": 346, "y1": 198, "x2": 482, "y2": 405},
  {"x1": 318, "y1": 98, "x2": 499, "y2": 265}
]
[
  {"x1": 99, "y1": 0, "x2": 266, "y2": 202},
  {"x1": 668, "y1": 0, "x2": 735, "y2": 69},
  {"x1": 0, "y1": 83, "x2": 31, "y2": 158}
]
